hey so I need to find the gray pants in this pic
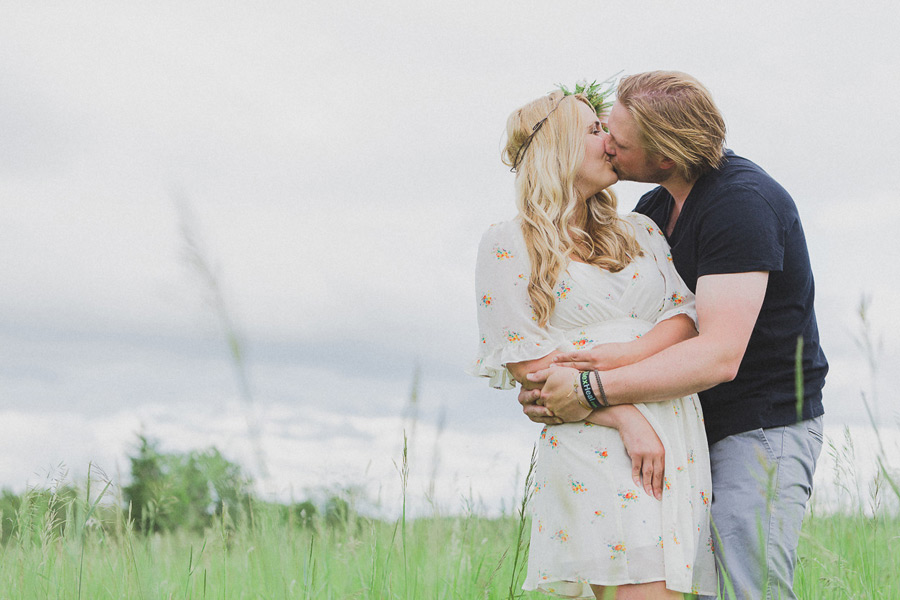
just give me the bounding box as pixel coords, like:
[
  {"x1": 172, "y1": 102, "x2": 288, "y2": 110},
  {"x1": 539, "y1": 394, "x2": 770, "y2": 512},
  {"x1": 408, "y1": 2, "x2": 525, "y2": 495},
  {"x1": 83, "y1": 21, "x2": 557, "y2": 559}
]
[{"x1": 700, "y1": 417, "x2": 823, "y2": 600}]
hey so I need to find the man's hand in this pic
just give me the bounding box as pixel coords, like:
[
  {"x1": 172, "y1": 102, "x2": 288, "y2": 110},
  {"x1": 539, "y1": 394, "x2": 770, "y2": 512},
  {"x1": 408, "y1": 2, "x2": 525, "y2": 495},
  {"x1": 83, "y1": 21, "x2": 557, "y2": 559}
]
[
  {"x1": 613, "y1": 407, "x2": 665, "y2": 500},
  {"x1": 526, "y1": 366, "x2": 591, "y2": 422},
  {"x1": 517, "y1": 384, "x2": 563, "y2": 425}
]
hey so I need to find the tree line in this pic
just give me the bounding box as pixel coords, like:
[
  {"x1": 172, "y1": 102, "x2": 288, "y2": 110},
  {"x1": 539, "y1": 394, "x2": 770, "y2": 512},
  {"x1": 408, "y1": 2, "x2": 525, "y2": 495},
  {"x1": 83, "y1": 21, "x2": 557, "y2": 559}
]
[{"x1": 0, "y1": 434, "x2": 354, "y2": 544}]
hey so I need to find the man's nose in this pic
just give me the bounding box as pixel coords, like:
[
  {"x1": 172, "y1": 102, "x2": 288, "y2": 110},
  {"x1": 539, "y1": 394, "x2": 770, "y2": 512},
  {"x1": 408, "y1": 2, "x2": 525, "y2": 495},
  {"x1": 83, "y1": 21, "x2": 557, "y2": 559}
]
[{"x1": 602, "y1": 136, "x2": 614, "y2": 156}]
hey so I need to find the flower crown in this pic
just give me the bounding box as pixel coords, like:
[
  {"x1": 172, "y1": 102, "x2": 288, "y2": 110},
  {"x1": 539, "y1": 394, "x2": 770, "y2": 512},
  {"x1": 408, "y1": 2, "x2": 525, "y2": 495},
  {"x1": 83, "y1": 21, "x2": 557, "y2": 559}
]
[
  {"x1": 509, "y1": 75, "x2": 619, "y2": 173},
  {"x1": 557, "y1": 75, "x2": 619, "y2": 117}
]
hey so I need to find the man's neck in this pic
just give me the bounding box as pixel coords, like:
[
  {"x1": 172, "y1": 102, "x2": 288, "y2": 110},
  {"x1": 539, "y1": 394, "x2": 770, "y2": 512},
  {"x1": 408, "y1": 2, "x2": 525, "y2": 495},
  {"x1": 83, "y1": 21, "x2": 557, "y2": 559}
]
[{"x1": 659, "y1": 175, "x2": 697, "y2": 236}]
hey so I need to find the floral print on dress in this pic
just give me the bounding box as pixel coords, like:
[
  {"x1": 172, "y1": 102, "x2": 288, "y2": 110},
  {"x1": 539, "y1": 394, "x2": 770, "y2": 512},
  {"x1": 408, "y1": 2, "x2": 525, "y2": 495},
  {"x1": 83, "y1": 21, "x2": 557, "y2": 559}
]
[
  {"x1": 572, "y1": 332, "x2": 594, "y2": 348},
  {"x1": 570, "y1": 477, "x2": 588, "y2": 493},
  {"x1": 617, "y1": 490, "x2": 640, "y2": 507},
  {"x1": 671, "y1": 528, "x2": 681, "y2": 545},
  {"x1": 556, "y1": 280, "x2": 571, "y2": 301},
  {"x1": 608, "y1": 543, "x2": 626, "y2": 559},
  {"x1": 670, "y1": 292, "x2": 685, "y2": 306},
  {"x1": 594, "y1": 446, "x2": 609, "y2": 462},
  {"x1": 480, "y1": 294, "x2": 493, "y2": 307},
  {"x1": 494, "y1": 245, "x2": 514, "y2": 260},
  {"x1": 551, "y1": 530, "x2": 569, "y2": 543},
  {"x1": 700, "y1": 491, "x2": 709, "y2": 506},
  {"x1": 505, "y1": 331, "x2": 525, "y2": 343}
]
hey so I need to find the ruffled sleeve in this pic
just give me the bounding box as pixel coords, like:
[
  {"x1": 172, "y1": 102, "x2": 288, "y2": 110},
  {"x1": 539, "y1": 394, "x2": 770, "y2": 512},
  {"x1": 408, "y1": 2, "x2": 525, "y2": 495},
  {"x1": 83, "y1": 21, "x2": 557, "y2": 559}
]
[
  {"x1": 626, "y1": 213, "x2": 698, "y2": 329},
  {"x1": 468, "y1": 220, "x2": 566, "y2": 389}
]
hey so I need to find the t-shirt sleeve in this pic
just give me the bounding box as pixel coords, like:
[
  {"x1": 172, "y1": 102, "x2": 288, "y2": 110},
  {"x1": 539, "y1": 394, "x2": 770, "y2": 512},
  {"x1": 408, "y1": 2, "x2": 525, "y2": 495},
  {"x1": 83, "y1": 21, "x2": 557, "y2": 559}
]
[
  {"x1": 696, "y1": 185, "x2": 785, "y2": 277},
  {"x1": 468, "y1": 221, "x2": 565, "y2": 389},
  {"x1": 628, "y1": 213, "x2": 699, "y2": 328}
]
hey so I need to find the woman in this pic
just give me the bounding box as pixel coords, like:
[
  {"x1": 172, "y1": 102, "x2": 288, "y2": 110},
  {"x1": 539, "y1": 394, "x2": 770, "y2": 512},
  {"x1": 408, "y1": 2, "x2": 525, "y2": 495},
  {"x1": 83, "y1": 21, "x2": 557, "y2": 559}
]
[{"x1": 470, "y1": 90, "x2": 716, "y2": 598}]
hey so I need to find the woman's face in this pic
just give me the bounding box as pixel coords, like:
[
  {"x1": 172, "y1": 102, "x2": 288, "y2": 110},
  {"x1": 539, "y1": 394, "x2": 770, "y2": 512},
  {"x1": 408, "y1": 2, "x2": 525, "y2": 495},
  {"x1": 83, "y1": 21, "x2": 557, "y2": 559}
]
[{"x1": 573, "y1": 101, "x2": 618, "y2": 198}]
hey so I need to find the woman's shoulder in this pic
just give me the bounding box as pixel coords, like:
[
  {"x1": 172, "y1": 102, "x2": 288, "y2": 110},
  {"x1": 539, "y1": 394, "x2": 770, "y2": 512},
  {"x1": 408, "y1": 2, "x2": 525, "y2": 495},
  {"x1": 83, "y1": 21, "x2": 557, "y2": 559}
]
[{"x1": 478, "y1": 218, "x2": 525, "y2": 249}]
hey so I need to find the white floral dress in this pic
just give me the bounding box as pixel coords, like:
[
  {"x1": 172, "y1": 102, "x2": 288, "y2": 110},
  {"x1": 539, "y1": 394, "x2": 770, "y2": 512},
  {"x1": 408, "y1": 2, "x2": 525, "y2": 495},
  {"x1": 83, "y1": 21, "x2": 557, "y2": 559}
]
[{"x1": 470, "y1": 213, "x2": 716, "y2": 596}]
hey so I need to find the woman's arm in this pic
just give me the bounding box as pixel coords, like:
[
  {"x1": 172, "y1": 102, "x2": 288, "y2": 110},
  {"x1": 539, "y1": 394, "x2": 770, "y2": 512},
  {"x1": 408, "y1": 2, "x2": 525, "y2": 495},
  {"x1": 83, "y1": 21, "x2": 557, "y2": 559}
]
[
  {"x1": 552, "y1": 312, "x2": 697, "y2": 370},
  {"x1": 586, "y1": 406, "x2": 665, "y2": 500}
]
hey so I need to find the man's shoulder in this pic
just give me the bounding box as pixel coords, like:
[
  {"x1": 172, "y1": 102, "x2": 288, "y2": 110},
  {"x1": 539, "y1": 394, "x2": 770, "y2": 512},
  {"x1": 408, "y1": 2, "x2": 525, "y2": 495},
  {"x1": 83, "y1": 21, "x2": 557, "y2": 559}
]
[
  {"x1": 706, "y1": 152, "x2": 785, "y2": 195},
  {"x1": 634, "y1": 185, "x2": 669, "y2": 214}
]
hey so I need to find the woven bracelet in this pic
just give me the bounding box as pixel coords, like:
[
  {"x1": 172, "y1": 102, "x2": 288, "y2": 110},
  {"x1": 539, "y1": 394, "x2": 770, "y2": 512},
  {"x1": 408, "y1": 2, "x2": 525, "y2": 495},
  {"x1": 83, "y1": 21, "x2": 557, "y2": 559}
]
[
  {"x1": 580, "y1": 370, "x2": 602, "y2": 409},
  {"x1": 592, "y1": 370, "x2": 610, "y2": 407}
]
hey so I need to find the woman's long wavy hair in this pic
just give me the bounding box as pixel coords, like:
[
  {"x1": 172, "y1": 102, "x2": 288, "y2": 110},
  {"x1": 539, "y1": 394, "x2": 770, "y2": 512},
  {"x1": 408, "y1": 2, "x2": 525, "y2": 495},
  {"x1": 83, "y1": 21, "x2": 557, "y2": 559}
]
[{"x1": 502, "y1": 91, "x2": 642, "y2": 328}]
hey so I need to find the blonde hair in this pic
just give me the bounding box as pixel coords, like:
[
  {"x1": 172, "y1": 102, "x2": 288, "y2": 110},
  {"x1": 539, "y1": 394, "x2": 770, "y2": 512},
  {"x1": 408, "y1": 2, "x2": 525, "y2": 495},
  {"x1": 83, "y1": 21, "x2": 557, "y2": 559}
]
[
  {"x1": 617, "y1": 71, "x2": 726, "y2": 182},
  {"x1": 502, "y1": 91, "x2": 642, "y2": 327}
]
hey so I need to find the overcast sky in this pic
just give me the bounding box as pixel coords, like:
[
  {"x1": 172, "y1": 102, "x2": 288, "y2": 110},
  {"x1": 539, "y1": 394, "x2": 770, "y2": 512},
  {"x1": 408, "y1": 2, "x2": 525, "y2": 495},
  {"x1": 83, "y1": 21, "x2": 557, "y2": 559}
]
[{"x1": 1, "y1": 1, "x2": 898, "y2": 514}]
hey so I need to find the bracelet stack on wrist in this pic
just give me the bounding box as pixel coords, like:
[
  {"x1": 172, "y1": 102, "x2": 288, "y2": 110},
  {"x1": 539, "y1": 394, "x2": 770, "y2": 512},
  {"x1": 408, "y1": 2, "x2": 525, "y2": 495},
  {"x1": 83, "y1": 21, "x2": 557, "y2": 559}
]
[
  {"x1": 592, "y1": 369, "x2": 610, "y2": 407},
  {"x1": 579, "y1": 370, "x2": 610, "y2": 409},
  {"x1": 579, "y1": 371, "x2": 602, "y2": 409}
]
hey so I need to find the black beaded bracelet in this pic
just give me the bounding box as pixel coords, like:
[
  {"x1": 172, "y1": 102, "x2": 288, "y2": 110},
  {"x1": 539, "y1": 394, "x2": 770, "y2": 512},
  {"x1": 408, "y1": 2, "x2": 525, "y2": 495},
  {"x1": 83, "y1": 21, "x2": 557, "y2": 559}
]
[
  {"x1": 592, "y1": 370, "x2": 610, "y2": 407},
  {"x1": 580, "y1": 370, "x2": 602, "y2": 409}
]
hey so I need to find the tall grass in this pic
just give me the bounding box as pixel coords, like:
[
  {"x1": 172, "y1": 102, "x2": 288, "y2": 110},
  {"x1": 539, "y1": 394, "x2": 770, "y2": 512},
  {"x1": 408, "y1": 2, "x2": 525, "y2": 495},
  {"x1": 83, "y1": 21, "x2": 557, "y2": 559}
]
[
  {"x1": 0, "y1": 473, "x2": 543, "y2": 598},
  {"x1": 0, "y1": 428, "x2": 897, "y2": 599}
]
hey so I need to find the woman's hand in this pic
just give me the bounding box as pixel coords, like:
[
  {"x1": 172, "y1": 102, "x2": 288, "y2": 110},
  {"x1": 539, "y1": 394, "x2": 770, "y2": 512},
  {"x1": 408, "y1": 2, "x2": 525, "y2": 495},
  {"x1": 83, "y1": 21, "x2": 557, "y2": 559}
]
[
  {"x1": 527, "y1": 366, "x2": 592, "y2": 423},
  {"x1": 552, "y1": 342, "x2": 631, "y2": 371},
  {"x1": 602, "y1": 407, "x2": 665, "y2": 500}
]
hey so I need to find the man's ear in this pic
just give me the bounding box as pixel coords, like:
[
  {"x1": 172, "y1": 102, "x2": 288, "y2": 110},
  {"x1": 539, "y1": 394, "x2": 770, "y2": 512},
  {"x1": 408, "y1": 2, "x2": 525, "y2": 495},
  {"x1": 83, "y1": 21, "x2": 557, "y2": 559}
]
[{"x1": 658, "y1": 157, "x2": 676, "y2": 171}]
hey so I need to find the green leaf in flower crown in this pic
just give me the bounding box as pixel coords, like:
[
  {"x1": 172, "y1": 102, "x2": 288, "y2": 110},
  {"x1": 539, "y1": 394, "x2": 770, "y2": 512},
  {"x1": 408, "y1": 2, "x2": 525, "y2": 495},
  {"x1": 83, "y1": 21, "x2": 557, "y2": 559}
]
[{"x1": 556, "y1": 73, "x2": 620, "y2": 117}]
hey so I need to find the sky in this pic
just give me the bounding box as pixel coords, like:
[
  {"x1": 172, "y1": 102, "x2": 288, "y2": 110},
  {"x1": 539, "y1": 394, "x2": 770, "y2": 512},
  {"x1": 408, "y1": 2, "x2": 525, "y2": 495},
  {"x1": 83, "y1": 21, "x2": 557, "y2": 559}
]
[{"x1": 1, "y1": 1, "x2": 899, "y2": 515}]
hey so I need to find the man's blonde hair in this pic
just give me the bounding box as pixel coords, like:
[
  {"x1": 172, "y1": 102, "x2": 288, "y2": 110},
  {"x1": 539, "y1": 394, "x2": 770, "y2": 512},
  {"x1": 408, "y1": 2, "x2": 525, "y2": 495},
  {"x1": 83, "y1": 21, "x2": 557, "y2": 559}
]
[
  {"x1": 502, "y1": 91, "x2": 641, "y2": 328},
  {"x1": 617, "y1": 71, "x2": 726, "y2": 182}
]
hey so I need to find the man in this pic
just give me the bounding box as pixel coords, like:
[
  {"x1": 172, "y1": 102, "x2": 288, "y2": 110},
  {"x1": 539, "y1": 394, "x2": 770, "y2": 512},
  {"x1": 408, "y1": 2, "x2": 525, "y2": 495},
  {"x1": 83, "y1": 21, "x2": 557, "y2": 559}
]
[{"x1": 520, "y1": 71, "x2": 827, "y2": 599}]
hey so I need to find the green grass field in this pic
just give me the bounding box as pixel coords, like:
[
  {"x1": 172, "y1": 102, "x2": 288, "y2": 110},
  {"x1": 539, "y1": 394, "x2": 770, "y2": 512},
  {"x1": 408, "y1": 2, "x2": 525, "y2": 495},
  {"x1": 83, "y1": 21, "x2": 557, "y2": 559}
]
[{"x1": 1, "y1": 430, "x2": 898, "y2": 600}]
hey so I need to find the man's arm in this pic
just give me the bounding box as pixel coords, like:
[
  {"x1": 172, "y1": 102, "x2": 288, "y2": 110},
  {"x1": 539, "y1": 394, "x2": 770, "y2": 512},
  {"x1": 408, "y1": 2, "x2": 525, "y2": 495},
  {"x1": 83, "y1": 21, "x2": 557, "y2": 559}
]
[
  {"x1": 508, "y1": 354, "x2": 667, "y2": 498},
  {"x1": 530, "y1": 271, "x2": 768, "y2": 419}
]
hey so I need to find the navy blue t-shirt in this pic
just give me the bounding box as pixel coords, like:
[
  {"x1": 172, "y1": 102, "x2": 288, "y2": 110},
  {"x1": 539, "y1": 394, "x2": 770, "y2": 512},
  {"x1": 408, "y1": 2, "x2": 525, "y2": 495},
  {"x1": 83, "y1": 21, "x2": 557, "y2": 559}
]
[{"x1": 634, "y1": 151, "x2": 827, "y2": 444}]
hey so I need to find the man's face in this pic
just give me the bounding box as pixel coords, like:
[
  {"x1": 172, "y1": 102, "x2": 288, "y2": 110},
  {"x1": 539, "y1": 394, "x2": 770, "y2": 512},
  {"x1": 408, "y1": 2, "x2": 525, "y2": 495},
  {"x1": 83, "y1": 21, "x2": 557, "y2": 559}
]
[{"x1": 604, "y1": 101, "x2": 669, "y2": 184}]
